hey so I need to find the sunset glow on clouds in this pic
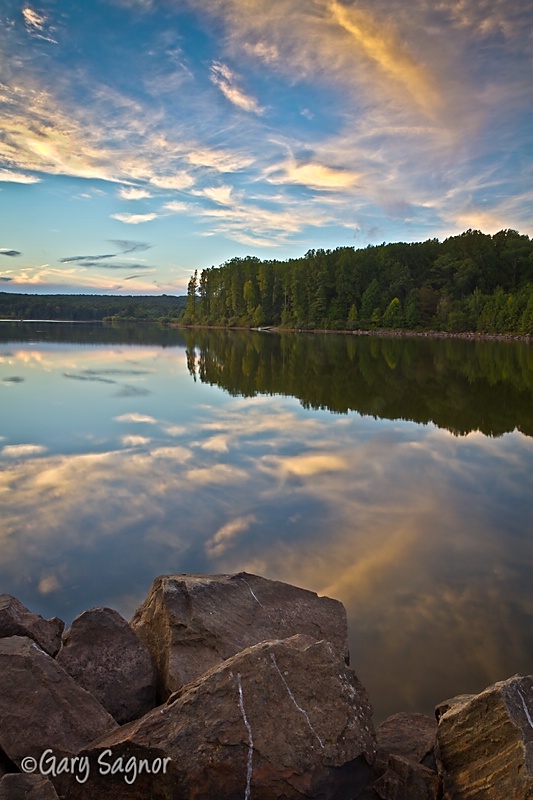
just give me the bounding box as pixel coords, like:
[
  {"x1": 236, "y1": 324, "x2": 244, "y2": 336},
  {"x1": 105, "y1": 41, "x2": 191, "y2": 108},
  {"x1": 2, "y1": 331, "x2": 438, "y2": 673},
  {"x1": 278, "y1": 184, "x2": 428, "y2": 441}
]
[{"x1": 0, "y1": 0, "x2": 531, "y2": 294}]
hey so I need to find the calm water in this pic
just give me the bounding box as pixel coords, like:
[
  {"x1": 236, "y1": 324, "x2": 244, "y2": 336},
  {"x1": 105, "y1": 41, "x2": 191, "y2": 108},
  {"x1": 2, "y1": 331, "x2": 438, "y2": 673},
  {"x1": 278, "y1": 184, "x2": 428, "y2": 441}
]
[{"x1": 1, "y1": 321, "x2": 533, "y2": 722}]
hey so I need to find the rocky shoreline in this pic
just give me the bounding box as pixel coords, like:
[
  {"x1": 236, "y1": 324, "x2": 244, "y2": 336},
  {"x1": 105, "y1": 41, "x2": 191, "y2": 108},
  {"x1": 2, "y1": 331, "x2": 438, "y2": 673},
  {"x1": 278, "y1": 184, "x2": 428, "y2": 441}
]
[
  {"x1": 1, "y1": 573, "x2": 532, "y2": 799},
  {"x1": 176, "y1": 321, "x2": 533, "y2": 344}
]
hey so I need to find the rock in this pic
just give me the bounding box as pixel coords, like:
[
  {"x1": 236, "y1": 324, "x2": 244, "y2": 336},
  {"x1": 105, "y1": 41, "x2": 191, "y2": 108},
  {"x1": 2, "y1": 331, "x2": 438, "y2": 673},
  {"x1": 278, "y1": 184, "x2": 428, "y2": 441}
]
[
  {"x1": 435, "y1": 674, "x2": 533, "y2": 799},
  {"x1": 0, "y1": 595, "x2": 64, "y2": 657},
  {"x1": 362, "y1": 713, "x2": 440, "y2": 800},
  {"x1": 0, "y1": 750, "x2": 16, "y2": 779},
  {"x1": 434, "y1": 694, "x2": 476, "y2": 721},
  {"x1": 370, "y1": 755, "x2": 440, "y2": 800},
  {"x1": 130, "y1": 571, "x2": 349, "y2": 699},
  {"x1": 0, "y1": 773, "x2": 59, "y2": 799},
  {"x1": 56, "y1": 607, "x2": 156, "y2": 724},
  {"x1": 0, "y1": 636, "x2": 118, "y2": 794},
  {"x1": 376, "y1": 712, "x2": 437, "y2": 766},
  {"x1": 66, "y1": 634, "x2": 376, "y2": 800}
]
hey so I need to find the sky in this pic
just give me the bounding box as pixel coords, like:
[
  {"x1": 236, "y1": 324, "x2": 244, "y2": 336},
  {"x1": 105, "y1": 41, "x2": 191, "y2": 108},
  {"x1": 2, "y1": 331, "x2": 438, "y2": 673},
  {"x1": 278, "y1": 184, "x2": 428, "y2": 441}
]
[{"x1": 0, "y1": 0, "x2": 532, "y2": 295}]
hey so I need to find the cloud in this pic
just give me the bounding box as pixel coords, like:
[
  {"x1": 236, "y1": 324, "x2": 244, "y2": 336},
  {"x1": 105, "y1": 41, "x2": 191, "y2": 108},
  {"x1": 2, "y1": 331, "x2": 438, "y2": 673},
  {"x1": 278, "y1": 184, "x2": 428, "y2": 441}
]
[
  {"x1": 22, "y1": 6, "x2": 58, "y2": 43},
  {"x1": 328, "y1": 1, "x2": 442, "y2": 118},
  {"x1": 163, "y1": 201, "x2": 189, "y2": 213},
  {"x1": 122, "y1": 435, "x2": 152, "y2": 447},
  {"x1": 261, "y1": 453, "x2": 348, "y2": 480},
  {"x1": 266, "y1": 161, "x2": 360, "y2": 190},
  {"x1": 60, "y1": 253, "x2": 117, "y2": 264},
  {"x1": 0, "y1": 170, "x2": 40, "y2": 184},
  {"x1": 114, "y1": 412, "x2": 158, "y2": 424},
  {"x1": 111, "y1": 213, "x2": 158, "y2": 224},
  {"x1": 149, "y1": 174, "x2": 195, "y2": 190},
  {"x1": 205, "y1": 514, "x2": 256, "y2": 557},
  {"x1": 0, "y1": 250, "x2": 21, "y2": 257},
  {"x1": 22, "y1": 7, "x2": 47, "y2": 31},
  {"x1": 0, "y1": 277, "x2": 13, "y2": 281},
  {"x1": 60, "y1": 241, "x2": 153, "y2": 269},
  {"x1": 201, "y1": 185, "x2": 235, "y2": 205},
  {"x1": 38, "y1": 574, "x2": 61, "y2": 595},
  {"x1": 210, "y1": 62, "x2": 264, "y2": 115},
  {"x1": 1, "y1": 444, "x2": 47, "y2": 458},
  {"x1": 119, "y1": 186, "x2": 153, "y2": 200}
]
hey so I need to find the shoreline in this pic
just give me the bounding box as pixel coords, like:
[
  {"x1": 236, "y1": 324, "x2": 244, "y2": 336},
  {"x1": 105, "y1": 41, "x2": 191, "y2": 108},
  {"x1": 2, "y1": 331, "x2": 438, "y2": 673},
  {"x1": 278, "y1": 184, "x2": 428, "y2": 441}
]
[
  {"x1": 3, "y1": 317, "x2": 532, "y2": 343},
  {"x1": 174, "y1": 321, "x2": 533, "y2": 343}
]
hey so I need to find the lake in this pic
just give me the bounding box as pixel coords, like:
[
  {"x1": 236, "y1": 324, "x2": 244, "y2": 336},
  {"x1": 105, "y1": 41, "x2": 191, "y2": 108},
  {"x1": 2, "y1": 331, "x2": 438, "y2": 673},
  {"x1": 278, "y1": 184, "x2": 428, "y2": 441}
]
[{"x1": 1, "y1": 321, "x2": 533, "y2": 723}]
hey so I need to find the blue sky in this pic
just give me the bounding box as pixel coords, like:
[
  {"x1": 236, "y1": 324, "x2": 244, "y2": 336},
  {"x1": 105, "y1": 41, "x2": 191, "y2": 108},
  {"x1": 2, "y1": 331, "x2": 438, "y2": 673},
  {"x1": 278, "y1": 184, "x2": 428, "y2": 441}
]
[{"x1": 1, "y1": 0, "x2": 532, "y2": 295}]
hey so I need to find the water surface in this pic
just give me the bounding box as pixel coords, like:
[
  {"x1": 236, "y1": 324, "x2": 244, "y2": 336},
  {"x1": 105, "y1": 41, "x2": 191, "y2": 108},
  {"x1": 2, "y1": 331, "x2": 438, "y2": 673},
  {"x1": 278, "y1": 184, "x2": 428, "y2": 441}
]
[{"x1": 1, "y1": 322, "x2": 532, "y2": 722}]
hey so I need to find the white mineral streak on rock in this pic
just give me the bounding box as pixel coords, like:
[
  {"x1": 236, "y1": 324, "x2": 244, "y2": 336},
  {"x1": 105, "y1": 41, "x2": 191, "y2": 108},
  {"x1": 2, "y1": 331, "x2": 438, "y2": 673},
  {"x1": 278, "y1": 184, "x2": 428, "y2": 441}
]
[
  {"x1": 237, "y1": 672, "x2": 254, "y2": 800},
  {"x1": 238, "y1": 575, "x2": 263, "y2": 606},
  {"x1": 517, "y1": 687, "x2": 533, "y2": 729},
  {"x1": 270, "y1": 652, "x2": 325, "y2": 749}
]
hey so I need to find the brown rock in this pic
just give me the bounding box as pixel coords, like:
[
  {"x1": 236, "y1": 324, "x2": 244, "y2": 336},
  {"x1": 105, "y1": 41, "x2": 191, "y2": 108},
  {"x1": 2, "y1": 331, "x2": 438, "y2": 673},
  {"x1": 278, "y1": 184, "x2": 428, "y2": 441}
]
[
  {"x1": 0, "y1": 595, "x2": 64, "y2": 656},
  {"x1": 0, "y1": 773, "x2": 59, "y2": 799},
  {"x1": 67, "y1": 634, "x2": 376, "y2": 800},
  {"x1": 435, "y1": 674, "x2": 533, "y2": 799},
  {"x1": 362, "y1": 713, "x2": 440, "y2": 800},
  {"x1": 376, "y1": 712, "x2": 437, "y2": 765},
  {"x1": 0, "y1": 636, "x2": 118, "y2": 794},
  {"x1": 56, "y1": 607, "x2": 156, "y2": 724},
  {"x1": 130, "y1": 571, "x2": 349, "y2": 699},
  {"x1": 0, "y1": 750, "x2": 16, "y2": 779},
  {"x1": 434, "y1": 693, "x2": 476, "y2": 721},
  {"x1": 371, "y1": 755, "x2": 440, "y2": 800}
]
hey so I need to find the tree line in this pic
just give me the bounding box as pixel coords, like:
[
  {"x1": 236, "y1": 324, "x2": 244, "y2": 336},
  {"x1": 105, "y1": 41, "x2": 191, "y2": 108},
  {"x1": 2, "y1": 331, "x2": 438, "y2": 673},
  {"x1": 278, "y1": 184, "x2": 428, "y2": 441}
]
[
  {"x1": 0, "y1": 293, "x2": 186, "y2": 321},
  {"x1": 183, "y1": 229, "x2": 533, "y2": 335}
]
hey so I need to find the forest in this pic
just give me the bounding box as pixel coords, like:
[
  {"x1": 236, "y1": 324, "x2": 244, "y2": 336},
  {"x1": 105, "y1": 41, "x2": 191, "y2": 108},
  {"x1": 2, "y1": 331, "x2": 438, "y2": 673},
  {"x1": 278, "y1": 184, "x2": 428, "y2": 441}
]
[
  {"x1": 2, "y1": 229, "x2": 533, "y2": 334},
  {"x1": 0, "y1": 293, "x2": 186, "y2": 321},
  {"x1": 183, "y1": 228, "x2": 533, "y2": 335}
]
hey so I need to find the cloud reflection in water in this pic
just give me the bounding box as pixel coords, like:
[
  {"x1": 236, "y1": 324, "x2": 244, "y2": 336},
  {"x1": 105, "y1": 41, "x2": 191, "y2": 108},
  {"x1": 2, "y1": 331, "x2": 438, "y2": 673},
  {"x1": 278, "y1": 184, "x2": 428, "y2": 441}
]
[{"x1": 0, "y1": 336, "x2": 533, "y2": 722}]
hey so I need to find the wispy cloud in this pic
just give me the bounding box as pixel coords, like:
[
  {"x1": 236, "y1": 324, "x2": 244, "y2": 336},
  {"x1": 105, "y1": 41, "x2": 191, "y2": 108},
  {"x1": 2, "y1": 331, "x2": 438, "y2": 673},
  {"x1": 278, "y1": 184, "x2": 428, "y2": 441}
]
[
  {"x1": 0, "y1": 249, "x2": 21, "y2": 257},
  {"x1": 210, "y1": 62, "x2": 264, "y2": 115},
  {"x1": 22, "y1": 6, "x2": 58, "y2": 44},
  {"x1": 60, "y1": 241, "x2": 152, "y2": 266}
]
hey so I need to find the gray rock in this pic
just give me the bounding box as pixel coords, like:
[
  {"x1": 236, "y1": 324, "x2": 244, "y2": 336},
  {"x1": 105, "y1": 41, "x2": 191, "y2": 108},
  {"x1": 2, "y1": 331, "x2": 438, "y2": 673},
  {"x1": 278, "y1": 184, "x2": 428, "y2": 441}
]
[
  {"x1": 56, "y1": 607, "x2": 156, "y2": 724},
  {"x1": 0, "y1": 595, "x2": 64, "y2": 656},
  {"x1": 130, "y1": 571, "x2": 349, "y2": 699},
  {"x1": 67, "y1": 634, "x2": 376, "y2": 800},
  {"x1": 0, "y1": 773, "x2": 59, "y2": 799},
  {"x1": 0, "y1": 636, "x2": 118, "y2": 795},
  {"x1": 435, "y1": 674, "x2": 533, "y2": 799}
]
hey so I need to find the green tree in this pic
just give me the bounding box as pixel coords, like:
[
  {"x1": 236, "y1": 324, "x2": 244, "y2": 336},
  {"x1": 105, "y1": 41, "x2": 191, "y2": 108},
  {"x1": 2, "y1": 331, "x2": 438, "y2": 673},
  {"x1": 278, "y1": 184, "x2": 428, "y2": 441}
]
[
  {"x1": 382, "y1": 297, "x2": 403, "y2": 328},
  {"x1": 183, "y1": 270, "x2": 198, "y2": 323}
]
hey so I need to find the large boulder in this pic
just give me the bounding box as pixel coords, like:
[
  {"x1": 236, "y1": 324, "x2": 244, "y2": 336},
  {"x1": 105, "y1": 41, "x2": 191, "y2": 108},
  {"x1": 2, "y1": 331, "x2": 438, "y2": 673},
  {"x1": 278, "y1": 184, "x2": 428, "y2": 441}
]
[
  {"x1": 67, "y1": 634, "x2": 376, "y2": 800},
  {"x1": 56, "y1": 607, "x2": 156, "y2": 724},
  {"x1": 0, "y1": 595, "x2": 64, "y2": 657},
  {"x1": 130, "y1": 571, "x2": 349, "y2": 699},
  {"x1": 0, "y1": 774, "x2": 59, "y2": 799},
  {"x1": 0, "y1": 636, "x2": 118, "y2": 793},
  {"x1": 435, "y1": 674, "x2": 533, "y2": 799}
]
